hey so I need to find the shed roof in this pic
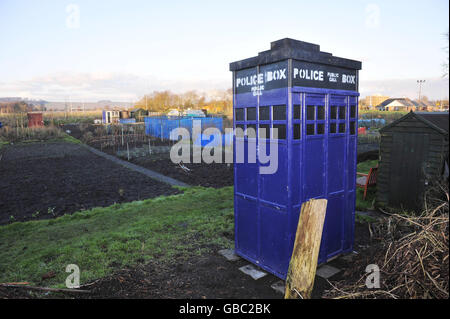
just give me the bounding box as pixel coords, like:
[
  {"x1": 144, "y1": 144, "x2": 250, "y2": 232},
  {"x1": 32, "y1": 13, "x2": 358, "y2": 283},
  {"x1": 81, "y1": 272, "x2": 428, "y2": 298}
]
[
  {"x1": 416, "y1": 112, "x2": 449, "y2": 133},
  {"x1": 377, "y1": 98, "x2": 416, "y2": 108},
  {"x1": 380, "y1": 111, "x2": 449, "y2": 135}
]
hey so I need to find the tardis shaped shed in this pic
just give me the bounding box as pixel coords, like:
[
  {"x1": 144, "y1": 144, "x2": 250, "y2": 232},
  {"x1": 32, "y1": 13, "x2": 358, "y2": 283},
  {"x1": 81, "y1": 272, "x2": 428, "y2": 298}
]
[{"x1": 230, "y1": 38, "x2": 362, "y2": 279}]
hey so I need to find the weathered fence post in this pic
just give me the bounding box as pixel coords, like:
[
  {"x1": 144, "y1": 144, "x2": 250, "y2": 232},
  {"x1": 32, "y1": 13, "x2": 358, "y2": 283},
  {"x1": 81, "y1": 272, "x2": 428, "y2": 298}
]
[{"x1": 285, "y1": 199, "x2": 327, "y2": 299}]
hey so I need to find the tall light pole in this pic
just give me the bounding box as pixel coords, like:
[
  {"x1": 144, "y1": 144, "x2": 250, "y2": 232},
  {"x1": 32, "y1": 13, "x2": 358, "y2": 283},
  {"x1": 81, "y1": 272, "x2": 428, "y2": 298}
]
[{"x1": 417, "y1": 80, "x2": 425, "y2": 102}]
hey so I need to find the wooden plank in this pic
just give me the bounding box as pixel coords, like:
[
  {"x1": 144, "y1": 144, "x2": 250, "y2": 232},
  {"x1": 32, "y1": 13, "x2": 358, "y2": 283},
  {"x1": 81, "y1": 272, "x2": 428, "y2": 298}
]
[{"x1": 285, "y1": 199, "x2": 327, "y2": 299}]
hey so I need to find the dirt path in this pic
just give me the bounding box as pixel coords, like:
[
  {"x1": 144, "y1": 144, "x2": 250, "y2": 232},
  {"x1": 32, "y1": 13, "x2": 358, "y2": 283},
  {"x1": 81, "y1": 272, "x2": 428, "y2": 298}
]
[{"x1": 84, "y1": 144, "x2": 190, "y2": 187}]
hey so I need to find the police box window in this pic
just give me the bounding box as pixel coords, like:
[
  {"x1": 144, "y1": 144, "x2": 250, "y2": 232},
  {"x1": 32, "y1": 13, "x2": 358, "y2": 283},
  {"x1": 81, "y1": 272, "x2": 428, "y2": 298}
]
[
  {"x1": 317, "y1": 123, "x2": 325, "y2": 135},
  {"x1": 259, "y1": 124, "x2": 270, "y2": 138},
  {"x1": 339, "y1": 106, "x2": 346, "y2": 120},
  {"x1": 307, "y1": 105, "x2": 315, "y2": 120},
  {"x1": 247, "y1": 107, "x2": 256, "y2": 121},
  {"x1": 317, "y1": 106, "x2": 325, "y2": 120},
  {"x1": 235, "y1": 124, "x2": 245, "y2": 137},
  {"x1": 350, "y1": 105, "x2": 356, "y2": 119},
  {"x1": 273, "y1": 105, "x2": 286, "y2": 121},
  {"x1": 273, "y1": 124, "x2": 286, "y2": 139},
  {"x1": 259, "y1": 106, "x2": 270, "y2": 121},
  {"x1": 307, "y1": 124, "x2": 315, "y2": 135},
  {"x1": 293, "y1": 105, "x2": 301, "y2": 120},
  {"x1": 330, "y1": 106, "x2": 338, "y2": 119},
  {"x1": 235, "y1": 108, "x2": 244, "y2": 121},
  {"x1": 330, "y1": 122, "x2": 337, "y2": 134},
  {"x1": 293, "y1": 124, "x2": 301, "y2": 139},
  {"x1": 246, "y1": 124, "x2": 257, "y2": 138},
  {"x1": 350, "y1": 121, "x2": 356, "y2": 135}
]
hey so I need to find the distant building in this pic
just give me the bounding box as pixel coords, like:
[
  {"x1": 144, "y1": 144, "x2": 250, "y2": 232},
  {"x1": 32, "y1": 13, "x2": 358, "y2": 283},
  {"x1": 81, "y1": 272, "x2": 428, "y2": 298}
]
[
  {"x1": 167, "y1": 109, "x2": 181, "y2": 117},
  {"x1": 366, "y1": 95, "x2": 390, "y2": 109},
  {"x1": 376, "y1": 98, "x2": 421, "y2": 111},
  {"x1": 102, "y1": 110, "x2": 120, "y2": 124},
  {"x1": 130, "y1": 108, "x2": 149, "y2": 121},
  {"x1": 183, "y1": 109, "x2": 206, "y2": 117},
  {"x1": 27, "y1": 112, "x2": 44, "y2": 127}
]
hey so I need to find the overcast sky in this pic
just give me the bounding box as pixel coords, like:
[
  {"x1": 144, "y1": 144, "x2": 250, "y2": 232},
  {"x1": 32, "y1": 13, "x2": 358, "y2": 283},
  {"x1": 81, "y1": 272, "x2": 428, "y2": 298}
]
[{"x1": 0, "y1": 0, "x2": 448, "y2": 101}]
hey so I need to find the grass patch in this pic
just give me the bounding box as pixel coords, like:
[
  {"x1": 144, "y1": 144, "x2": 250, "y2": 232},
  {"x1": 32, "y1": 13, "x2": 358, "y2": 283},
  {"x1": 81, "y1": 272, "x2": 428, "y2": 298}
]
[
  {"x1": 355, "y1": 160, "x2": 378, "y2": 211},
  {"x1": 0, "y1": 139, "x2": 8, "y2": 150},
  {"x1": 355, "y1": 212, "x2": 377, "y2": 224},
  {"x1": 50, "y1": 134, "x2": 82, "y2": 145},
  {"x1": 0, "y1": 187, "x2": 234, "y2": 287}
]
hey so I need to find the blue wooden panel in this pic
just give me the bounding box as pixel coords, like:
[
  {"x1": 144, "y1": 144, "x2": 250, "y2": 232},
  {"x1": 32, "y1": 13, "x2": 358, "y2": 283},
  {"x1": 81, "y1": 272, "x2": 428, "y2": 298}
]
[
  {"x1": 259, "y1": 88, "x2": 288, "y2": 106},
  {"x1": 304, "y1": 137, "x2": 325, "y2": 199},
  {"x1": 259, "y1": 205, "x2": 289, "y2": 275},
  {"x1": 291, "y1": 144, "x2": 302, "y2": 205},
  {"x1": 328, "y1": 136, "x2": 346, "y2": 193},
  {"x1": 235, "y1": 140, "x2": 258, "y2": 197},
  {"x1": 347, "y1": 137, "x2": 357, "y2": 190},
  {"x1": 235, "y1": 195, "x2": 258, "y2": 259},
  {"x1": 260, "y1": 141, "x2": 288, "y2": 205},
  {"x1": 321, "y1": 195, "x2": 344, "y2": 258},
  {"x1": 344, "y1": 191, "x2": 356, "y2": 251},
  {"x1": 235, "y1": 92, "x2": 257, "y2": 107}
]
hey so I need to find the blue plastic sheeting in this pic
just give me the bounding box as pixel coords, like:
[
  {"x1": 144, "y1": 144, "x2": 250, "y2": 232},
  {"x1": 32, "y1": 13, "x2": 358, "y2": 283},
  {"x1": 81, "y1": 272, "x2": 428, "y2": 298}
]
[
  {"x1": 144, "y1": 116, "x2": 223, "y2": 140},
  {"x1": 193, "y1": 132, "x2": 233, "y2": 147},
  {"x1": 358, "y1": 118, "x2": 386, "y2": 127},
  {"x1": 119, "y1": 118, "x2": 136, "y2": 124}
]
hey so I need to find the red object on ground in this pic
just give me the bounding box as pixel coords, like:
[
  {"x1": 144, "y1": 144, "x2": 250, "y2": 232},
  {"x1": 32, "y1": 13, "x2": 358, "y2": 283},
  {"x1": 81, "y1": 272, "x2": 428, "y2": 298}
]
[
  {"x1": 27, "y1": 112, "x2": 44, "y2": 127},
  {"x1": 358, "y1": 127, "x2": 366, "y2": 135},
  {"x1": 356, "y1": 166, "x2": 378, "y2": 200}
]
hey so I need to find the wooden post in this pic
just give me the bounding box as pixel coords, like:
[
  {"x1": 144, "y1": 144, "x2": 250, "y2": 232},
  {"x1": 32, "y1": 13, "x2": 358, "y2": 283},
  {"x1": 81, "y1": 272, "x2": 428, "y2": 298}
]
[{"x1": 285, "y1": 199, "x2": 327, "y2": 299}]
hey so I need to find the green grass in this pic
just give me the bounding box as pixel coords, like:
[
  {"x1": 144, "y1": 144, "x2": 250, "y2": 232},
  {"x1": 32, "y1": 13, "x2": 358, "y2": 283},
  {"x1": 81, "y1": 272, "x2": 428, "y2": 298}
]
[
  {"x1": 355, "y1": 212, "x2": 377, "y2": 224},
  {"x1": 51, "y1": 133, "x2": 82, "y2": 144},
  {"x1": 0, "y1": 139, "x2": 8, "y2": 150},
  {"x1": 0, "y1": 187, "x2": 234, "y2": 287},
  {"x1": 355, "y1": 160, "x2": 378, "y2": 211}
]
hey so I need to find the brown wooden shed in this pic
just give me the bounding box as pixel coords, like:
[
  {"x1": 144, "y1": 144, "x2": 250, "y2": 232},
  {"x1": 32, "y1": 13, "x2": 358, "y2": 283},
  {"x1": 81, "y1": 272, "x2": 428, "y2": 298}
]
[
  {"x1": 377, "y1": 111, "x2": 449, "y2": 210},
  {"x1": 27, "y1": 112, "x2": 44, "y2": 128}
]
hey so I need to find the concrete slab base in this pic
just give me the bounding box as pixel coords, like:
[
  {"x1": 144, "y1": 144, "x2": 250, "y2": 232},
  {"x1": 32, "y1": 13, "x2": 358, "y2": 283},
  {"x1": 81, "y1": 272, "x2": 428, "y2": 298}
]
[
  {"x1": 239, "y1": 264, "x2": 268, "y2": 280},
  {"x1": 218, "y1": 249, "x2": 241, "y2": 262},
  {"x1": 271, "y1": 280, "x2": 286, "y2": 295},
  {"x1": 341, "y1": 251, "x2": 358, "y2": 262},
  {"x1": 316, "y1": 265, "x2": 341, "y2": 279}
]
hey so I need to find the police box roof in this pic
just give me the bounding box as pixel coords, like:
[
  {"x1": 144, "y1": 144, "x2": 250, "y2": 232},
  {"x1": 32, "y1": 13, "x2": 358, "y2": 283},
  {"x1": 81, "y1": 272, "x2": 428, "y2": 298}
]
[{"x1": 229, "y1": 38, "x2": 362, "y2": 71}]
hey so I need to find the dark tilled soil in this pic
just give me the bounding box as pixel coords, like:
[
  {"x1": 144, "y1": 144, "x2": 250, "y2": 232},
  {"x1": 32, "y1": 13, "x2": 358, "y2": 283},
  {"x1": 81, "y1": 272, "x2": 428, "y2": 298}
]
[
  {"x1": 0, "y1": 142, "x2": 179, "y2": 225},
  {"x1": 132, "y1": 154, "x2": 234, "y2": 189}
]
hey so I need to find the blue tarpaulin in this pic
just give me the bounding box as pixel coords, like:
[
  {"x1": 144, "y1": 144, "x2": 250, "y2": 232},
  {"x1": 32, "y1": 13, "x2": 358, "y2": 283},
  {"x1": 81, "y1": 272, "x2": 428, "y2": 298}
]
[
  {"x1": 119, "y1": 118, "x2": 136, "y2": 124},
  {"x1": 144, "y1": 116, "x2": 224, "y2": 141}
]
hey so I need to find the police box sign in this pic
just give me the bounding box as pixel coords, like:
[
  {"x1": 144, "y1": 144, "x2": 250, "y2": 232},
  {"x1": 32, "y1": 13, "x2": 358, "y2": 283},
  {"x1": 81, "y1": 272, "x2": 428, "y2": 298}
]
[
  {"x1": 234, "y1": 60, "x2": 358, "y2": 94},
  {"x1": 235, "y1": 61, "x2": 288, "y2": 95},
  {"x1": 292, "y1": 60, "x2": 357, "y2": 91}
]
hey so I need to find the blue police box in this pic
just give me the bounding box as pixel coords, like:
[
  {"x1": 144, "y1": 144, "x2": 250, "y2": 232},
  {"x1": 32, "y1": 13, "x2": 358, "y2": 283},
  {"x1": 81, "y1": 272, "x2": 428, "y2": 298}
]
[{"x1": 230, "y1": 38, "x2": 362, "y2": 279}]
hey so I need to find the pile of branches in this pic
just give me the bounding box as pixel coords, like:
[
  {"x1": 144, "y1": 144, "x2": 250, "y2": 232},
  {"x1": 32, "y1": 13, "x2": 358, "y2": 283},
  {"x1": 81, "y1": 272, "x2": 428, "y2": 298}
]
[{"x1": 325, "y1": 183, "x2": 449, "y2": 299}]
